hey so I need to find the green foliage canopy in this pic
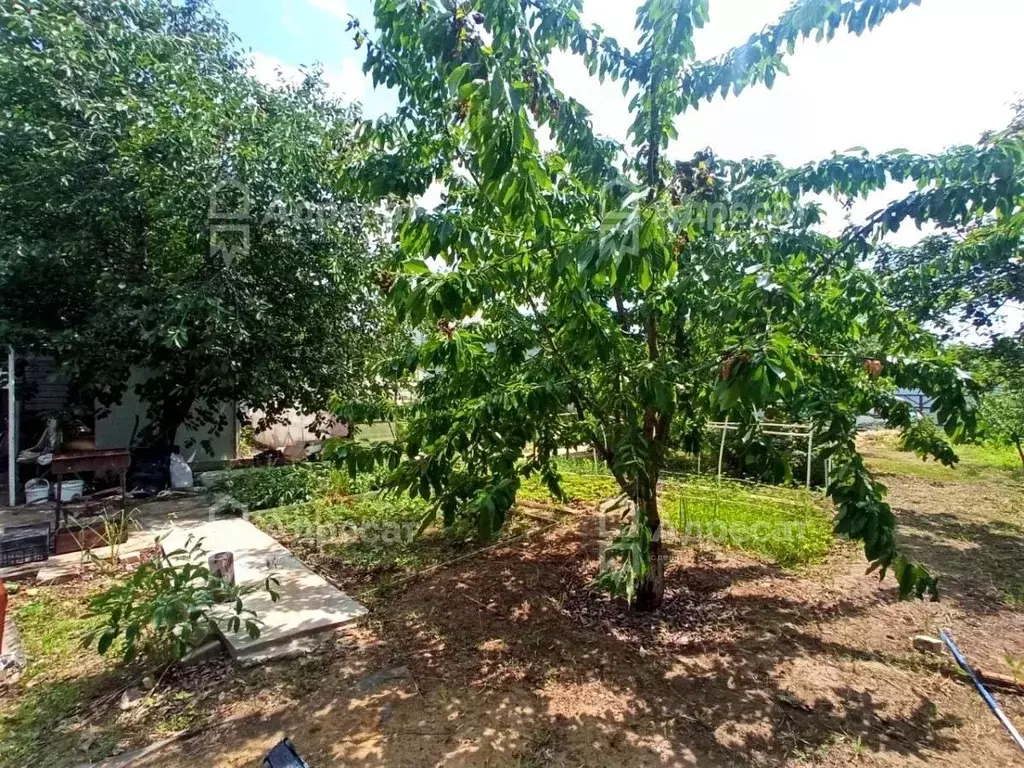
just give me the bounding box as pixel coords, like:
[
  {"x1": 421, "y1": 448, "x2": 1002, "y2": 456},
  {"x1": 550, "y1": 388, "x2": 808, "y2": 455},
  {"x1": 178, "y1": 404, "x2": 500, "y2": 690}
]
[
  {"x1": 340, "y1": 0, "x2": 994, "y2": 608},
  {"x1": 0, "y1": 0, "x2": 388, "y2": 449},
  {"x1": 870, "y1": 105, "x2": 1024, "y2": 337}
]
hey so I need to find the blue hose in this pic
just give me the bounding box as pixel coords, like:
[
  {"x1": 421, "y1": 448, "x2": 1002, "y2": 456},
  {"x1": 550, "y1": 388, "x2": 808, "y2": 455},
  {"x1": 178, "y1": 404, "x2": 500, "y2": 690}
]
[{"x1": 940, "y1": 629, "x2": 1024, "y2": 753}]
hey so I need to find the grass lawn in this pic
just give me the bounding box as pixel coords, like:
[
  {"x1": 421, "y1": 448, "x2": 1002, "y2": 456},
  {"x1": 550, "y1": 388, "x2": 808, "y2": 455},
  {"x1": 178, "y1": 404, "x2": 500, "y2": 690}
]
[
  {"x1": 520, "y1": 458, "x2": 835, "y2": 568},
  {"x1": 254, "y1": 493, "x2": 433, "y2": 575},
  {"x1": 351, "y1": 421, "x2": 401, "y2": 443},
  {"x1": 661, "y1": 476, "x2": 833, "y2": 567},
  {"x1": 222, "y1": 454, "x2": 833, "y2": 585},
  {"x1": 0, "y1": 586, "x2": 122, "y2": 767},
  {"x1": 860, "y1": 430, "x2": 1024, "y2": 483},
  {"x1": 252, "y1": 490, "x2": 539, "y2": 597}
]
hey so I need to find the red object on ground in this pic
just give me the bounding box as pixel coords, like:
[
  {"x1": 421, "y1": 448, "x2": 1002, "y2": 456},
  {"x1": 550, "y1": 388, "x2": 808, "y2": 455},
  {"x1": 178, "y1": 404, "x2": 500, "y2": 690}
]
[{"x1": 0, "y1": 581, "x2": 7, "y2": 652}]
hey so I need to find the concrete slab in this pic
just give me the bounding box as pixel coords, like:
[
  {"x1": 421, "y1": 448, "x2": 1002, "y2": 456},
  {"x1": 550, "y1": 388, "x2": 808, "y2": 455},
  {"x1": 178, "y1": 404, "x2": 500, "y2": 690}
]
[
  {"x1": 233, "y1": 634, "x2": 323, "y2": 667},
  {"x1": 0, "y1": 494, "x2": 214, "y2": 581},
  {"x1": 161, "y1": 518, "x2": 308, "y2": 585},
  {"x1": 35, "y1": 562, "x2": 82, "y2": 586},
  {"x1": 161, "y1": 519, "x2": 366, "y2": 660},
  {"x1": 0, "y1": 614, "x2": 26, "y2": 682}
]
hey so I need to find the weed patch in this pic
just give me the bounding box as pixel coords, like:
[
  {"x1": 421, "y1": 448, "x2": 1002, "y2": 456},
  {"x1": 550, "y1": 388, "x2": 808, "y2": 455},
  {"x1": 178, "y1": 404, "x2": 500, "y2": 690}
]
[
  {"x1": 1, "y1": 591, "x2": 122, "y2": 767},
  {"x1": 216, "y1": 463, "x2": 360, "y2": 510}
]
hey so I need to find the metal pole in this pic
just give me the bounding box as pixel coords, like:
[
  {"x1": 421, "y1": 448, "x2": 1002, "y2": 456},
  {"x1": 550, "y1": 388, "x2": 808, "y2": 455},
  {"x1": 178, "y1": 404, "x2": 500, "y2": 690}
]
[
  {"x1": 940, "y1": 630, "x2": 1024, "y2": 753},
  {"x1": 806, "y1": 425, "x2": 814, "y2": 492},
  {"x1": 717, "y1": 419, "x2": 729, "y2": 483},
  {"x1": 7, "y1": 346, "x2": 15, "y2": 507}
]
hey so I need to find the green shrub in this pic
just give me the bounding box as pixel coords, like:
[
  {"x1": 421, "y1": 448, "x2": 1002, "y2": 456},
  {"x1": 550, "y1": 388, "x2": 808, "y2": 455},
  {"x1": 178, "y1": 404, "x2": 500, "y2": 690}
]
[
  {"x1": 218, "y1": 462, "x2": 395, "y2": 510},
  {"x1": 217, "y1": 463, "x2": 344, "y2": 510},
  {"x1": 83, "y1": 536, "x2": 278, "y2": 663},
  {"x1": 898, "y1": 416, "x2": 959, "y2": 467},
  {"x1": 344, "y1": 462, "x2": 397, "y2": 495}
]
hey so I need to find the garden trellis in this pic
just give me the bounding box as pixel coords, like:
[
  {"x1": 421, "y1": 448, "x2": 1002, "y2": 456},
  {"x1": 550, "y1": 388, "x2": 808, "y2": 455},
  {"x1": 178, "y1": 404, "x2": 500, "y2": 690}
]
[{"x1": 707, "y1": 420, "x2": 821, "y2": 492}]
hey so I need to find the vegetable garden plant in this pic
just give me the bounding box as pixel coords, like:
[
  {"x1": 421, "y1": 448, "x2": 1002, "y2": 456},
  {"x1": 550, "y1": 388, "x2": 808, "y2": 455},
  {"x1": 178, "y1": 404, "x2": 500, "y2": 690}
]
[{"x1": 332, "y1": 0, "x2": 1018, "y2": 609}]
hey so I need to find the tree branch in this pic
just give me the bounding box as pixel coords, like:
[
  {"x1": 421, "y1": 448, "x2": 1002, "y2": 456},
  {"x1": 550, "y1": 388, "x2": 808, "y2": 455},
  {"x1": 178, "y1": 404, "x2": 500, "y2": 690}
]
[{"x1": 680, "y1": 0, "x2": 922, "y2": 108}]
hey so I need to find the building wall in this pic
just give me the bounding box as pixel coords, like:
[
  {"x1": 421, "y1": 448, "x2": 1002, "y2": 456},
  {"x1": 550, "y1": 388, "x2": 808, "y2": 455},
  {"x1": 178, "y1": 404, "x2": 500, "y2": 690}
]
[
  {"x1": 94, "y1": 369, "x2": 237, "y2": 467},
  {"x1": 21, "y1": 353, "x2": 69, "y2": 420}
]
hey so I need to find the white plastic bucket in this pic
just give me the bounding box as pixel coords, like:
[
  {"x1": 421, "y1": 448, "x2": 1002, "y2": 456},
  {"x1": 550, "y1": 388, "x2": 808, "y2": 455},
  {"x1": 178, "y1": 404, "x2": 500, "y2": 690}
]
[
  {"x1": 24, "y1": 479, "x2": 50, "y2": 505},
  {"x1": 53, "y1": 479, "x2": 85, "y2": 502}
]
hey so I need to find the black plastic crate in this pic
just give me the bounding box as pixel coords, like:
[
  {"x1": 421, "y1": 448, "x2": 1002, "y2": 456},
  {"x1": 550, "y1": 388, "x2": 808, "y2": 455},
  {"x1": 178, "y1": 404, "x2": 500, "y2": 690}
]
[
  {"x1": 264, "y1": 739, "x2": 310, "y2": 768},
  {"x1": 0, "y1": 524, "x2": 51, "y2": 568}
]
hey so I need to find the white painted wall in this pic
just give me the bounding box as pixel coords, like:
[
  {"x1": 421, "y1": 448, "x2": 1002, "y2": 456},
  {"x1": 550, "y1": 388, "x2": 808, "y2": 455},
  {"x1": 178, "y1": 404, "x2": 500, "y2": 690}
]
[{"x1": 94, "y1": 369, "x2": 237, "y2": 466}]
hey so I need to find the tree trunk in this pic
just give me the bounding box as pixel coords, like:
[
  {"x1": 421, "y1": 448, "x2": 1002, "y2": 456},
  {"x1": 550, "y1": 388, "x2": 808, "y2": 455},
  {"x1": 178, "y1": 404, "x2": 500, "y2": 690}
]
[
  {"x1": 1015, "y1": 437, "x2": 1024, "y2": 470},
  {"x1": 145, "y1": 394, "x2": 195, "y2": 452},
  {"x1": 633, "y1": 484, "x2": 665, "y2": 611},
  {"x1": 632, "y1": 65, "x2": 667, "y2": 613}
]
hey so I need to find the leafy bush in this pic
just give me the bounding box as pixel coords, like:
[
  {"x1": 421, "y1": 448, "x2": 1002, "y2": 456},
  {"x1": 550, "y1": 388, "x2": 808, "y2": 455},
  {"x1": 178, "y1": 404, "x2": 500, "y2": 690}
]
[
  {"x1": 979, "y1": 388, "x2": 1024, "y2": 468},
  {"x1": 898, "y1": 416, "x2": 959, "y2": 467},
  {"x1": 344, "y1": 462, "x2": 397, "y2": 495},
  {"x1": 83, "y1": 536, "x2": 278, "y2": 663},
  {"x1": 217, "y1": 463, "x2": 346, "y2": 510},
  {"x1": 218, "y1": 461, "x2": 393, "y2": 510}
]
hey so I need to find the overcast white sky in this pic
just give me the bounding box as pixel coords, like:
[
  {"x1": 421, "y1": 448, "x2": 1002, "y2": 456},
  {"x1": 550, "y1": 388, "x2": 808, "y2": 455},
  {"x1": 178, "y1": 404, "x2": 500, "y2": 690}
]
[{"x1": 562, "y1": 0, "x2": 1020, "y2": 163}]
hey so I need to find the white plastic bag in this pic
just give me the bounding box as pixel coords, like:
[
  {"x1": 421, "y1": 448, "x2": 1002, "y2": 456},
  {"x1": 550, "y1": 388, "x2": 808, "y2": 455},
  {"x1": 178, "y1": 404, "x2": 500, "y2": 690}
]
[{"x1": 169, "y1": 452, "x2": 194, "y2": 489}]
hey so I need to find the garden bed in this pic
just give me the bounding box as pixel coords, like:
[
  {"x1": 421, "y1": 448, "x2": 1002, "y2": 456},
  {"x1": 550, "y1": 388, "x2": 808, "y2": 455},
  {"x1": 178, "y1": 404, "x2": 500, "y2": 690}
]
[
  {"x1": 4, "y1": 438, "x2": 1024, "y2": 766},
  {"x1": 251, "y1": 491, "x2": 553, "y2": 597}
]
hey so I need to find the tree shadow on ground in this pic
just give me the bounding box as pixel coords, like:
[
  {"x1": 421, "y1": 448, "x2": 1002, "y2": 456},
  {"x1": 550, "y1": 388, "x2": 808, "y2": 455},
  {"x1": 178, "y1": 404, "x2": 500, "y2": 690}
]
[
  {"x1": 0, "y1": 665, "x2": 128, "y2": 766},
  {"x1": 896, "y1": 508, "x2": 1024, "y2": 612},
  {"x1": 148, "y1": 518, "x2": 980, "y2": 767}
]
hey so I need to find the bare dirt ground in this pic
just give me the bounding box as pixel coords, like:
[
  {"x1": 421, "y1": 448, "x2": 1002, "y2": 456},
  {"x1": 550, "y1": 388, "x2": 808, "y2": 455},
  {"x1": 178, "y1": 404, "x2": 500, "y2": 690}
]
[{"x1": 127, "y1": 434, "x2": 1024, "y2": 767}]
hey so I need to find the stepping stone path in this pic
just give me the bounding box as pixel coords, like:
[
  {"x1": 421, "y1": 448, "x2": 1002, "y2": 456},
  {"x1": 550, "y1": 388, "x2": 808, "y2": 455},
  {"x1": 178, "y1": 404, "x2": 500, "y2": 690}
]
[{"x1": 161, "y1": 518, "x2": 366, "y2": 664}]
